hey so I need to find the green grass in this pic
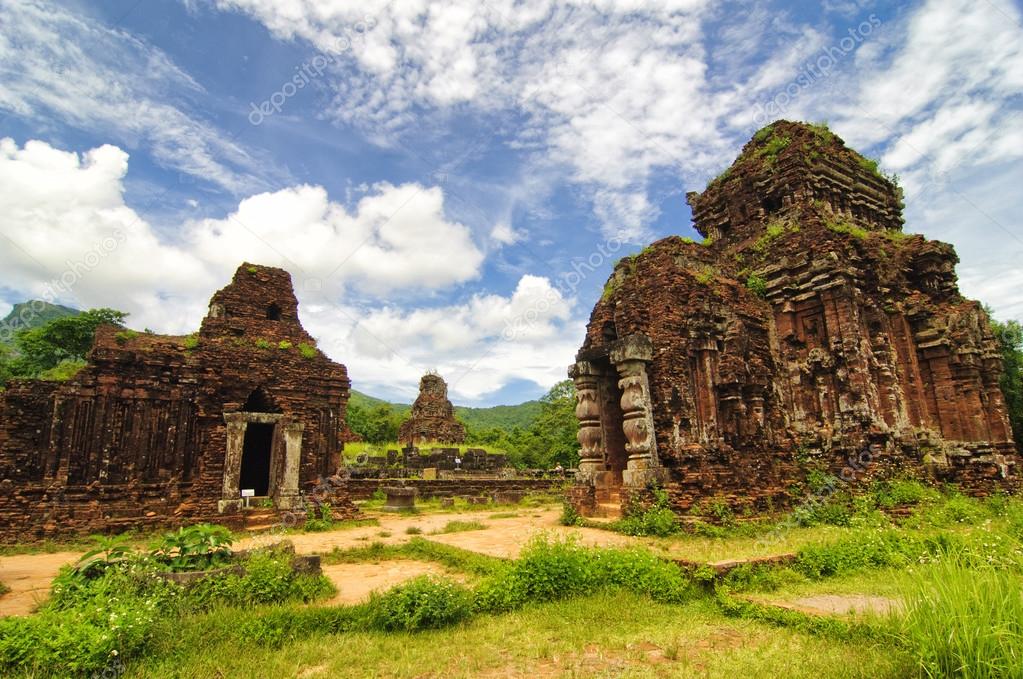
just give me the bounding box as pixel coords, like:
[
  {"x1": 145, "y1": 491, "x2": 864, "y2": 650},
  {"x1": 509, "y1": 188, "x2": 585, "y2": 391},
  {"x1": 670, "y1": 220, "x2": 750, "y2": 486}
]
[
  {"x1": 319, "y1": 538, "x2": 507, "y2": 577},
  {"x1": 897, "y1": 559, "x2": 1023, "y2": 678},
  {"x1": 122, "y1": 591, "x2": 911, "y2": 678},
  {"x1": 343, "y1": 440, "x2": 510, "y2": 463},
  {"x1": 431, "y1": 520, "x2": 487, "y2": 535},
  {"x1": 0, "y1": 580, "x2": 8, "y2": 596},
  {"x1": 5, "y1": 485, "x2": 1023, "y2": 677}
]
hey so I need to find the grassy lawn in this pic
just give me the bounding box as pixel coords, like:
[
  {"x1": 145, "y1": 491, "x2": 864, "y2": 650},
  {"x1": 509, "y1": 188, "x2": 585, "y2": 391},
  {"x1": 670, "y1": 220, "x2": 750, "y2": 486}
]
[
  {"x1": 4, "y1": 482, "x2": 1023, "y2": 678},
  {"x1": 128, "y1": 592, "x2": 912, "y2": 679}
]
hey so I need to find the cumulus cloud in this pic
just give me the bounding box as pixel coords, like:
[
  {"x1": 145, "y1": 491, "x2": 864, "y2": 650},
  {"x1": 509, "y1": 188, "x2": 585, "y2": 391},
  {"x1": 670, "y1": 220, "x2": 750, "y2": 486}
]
[
  {"x1": 0, "y1": 137, "x2": 483, "y2": 327},
  {"x1": 0, "y1": 137, "x2": 575, "y2": 400},
  {"x1": 304, "y1": 274, "x2": 581, "y2": 400}
]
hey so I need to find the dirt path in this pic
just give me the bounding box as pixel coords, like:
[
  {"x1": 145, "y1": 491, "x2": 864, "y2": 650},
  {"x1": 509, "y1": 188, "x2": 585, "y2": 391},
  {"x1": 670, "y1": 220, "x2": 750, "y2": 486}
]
[
  {"x1": 0, "y1": 550, "x2": 81, "y2": 616},
  {"x1": 323, "y1": 560, "x2": 465, "y2": 605},
  {"x1": 0, "y1": 506, "x2": 641, "y2": 616}
]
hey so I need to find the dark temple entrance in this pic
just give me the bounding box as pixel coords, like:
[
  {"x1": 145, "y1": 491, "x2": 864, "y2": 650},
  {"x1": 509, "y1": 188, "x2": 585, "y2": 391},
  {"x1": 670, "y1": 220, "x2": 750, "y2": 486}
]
[{"x1": 240, "y1": 422, "x2": 274, "y2": 496}]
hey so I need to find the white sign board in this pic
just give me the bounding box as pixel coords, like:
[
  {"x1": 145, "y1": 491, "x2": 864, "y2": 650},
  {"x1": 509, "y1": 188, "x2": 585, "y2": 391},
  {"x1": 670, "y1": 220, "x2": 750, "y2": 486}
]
[{"x1": 241, "y1": 489, "x2": 255, "y2": 498}]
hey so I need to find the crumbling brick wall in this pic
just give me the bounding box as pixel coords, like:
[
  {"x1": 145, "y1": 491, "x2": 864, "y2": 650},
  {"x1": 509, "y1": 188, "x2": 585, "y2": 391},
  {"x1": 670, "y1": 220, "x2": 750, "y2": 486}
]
[
  {"x1": 398, "y1": 373, "x2": 467, "y2": 445},
  {"x1": 0, "y1": 264, "x2": 353, "y2": 543}
]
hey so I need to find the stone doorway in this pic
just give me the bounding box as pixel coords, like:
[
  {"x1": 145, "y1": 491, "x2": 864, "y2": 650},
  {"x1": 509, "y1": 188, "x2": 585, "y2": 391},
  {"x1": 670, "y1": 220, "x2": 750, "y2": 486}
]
[
  {"x1": 240, "y1": 422, "x2": 274, "y2": 497},
  {"x1": 220, "y1": 395, "x2": 306, "y2": 512}
]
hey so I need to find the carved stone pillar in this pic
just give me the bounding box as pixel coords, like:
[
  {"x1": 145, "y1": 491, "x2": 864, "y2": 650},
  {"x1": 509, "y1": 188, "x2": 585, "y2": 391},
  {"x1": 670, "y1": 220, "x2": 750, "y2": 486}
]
[
  {"x1": 569, "y1": 360, "x2": 605, "y2": 482},
  {"x1": 221, "y1": 413, "x2": 248, "y2": 501},
  {"x1": 277, "y1": 421, "x2": 305, "y2": 510},
  {"x1": 611, "y1": 334, "x2": 668, "y2": 487}
]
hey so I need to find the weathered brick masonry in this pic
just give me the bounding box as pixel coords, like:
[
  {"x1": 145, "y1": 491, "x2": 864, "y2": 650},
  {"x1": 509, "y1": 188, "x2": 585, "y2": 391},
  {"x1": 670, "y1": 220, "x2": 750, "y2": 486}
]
[
  {"x1": 0, "y1": 264, "x2": 355, "y2": 542},
  {"x1": 570, "y1": 121, "x2": 1021, "y2": 517},
  {"x1": 398, "y1": 373, "x2": 467, "y2": 445}
]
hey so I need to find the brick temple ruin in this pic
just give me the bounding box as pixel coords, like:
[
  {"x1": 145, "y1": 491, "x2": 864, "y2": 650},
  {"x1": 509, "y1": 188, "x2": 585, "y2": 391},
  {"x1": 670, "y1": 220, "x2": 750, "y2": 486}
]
[
  {"x1": 398, "y1": 372, "x2": 467, "y2": 445},
  {"x1": 0, "y1": 264, "x2": 356, "y2": 542},
  {"x1": 569, "y1": 121, "x2": 1021, "y2": 518}
]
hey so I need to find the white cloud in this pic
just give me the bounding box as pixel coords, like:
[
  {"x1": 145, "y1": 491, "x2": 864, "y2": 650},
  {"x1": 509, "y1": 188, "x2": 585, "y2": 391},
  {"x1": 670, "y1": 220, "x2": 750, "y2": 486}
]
[
  {"x1": 0, "y1": 136, "x2": 575, "y2": 400},
  {"x1": 304, "y1": 274, "x2": 581, "y2": 401},
  {"x1": 0, "y1": 0, "x2": 278, "y2": 193},
  {"x1": 0, "y1": 137, "x2": 484, "y2": 327},
  {"x1": 831, "y1": 0, "x2": 1023, "y2": 187}
]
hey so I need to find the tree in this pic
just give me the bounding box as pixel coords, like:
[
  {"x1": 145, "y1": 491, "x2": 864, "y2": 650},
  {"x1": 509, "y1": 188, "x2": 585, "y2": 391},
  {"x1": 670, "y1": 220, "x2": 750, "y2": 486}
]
[
  {"x1": 531, "y1": 379, "x2": 579, "y2": 468},
  {"x1": 991, "y1": 316, "x2": 1023, "y2": 451},
  {"x1": 346, "y1": 401, "x2": 403, "y2": 444},
  {"x1": 0, "y1": 344, "x2": 13, "y2": 387},
  {"x1": 13, "y1": 308, "x2": 127, "y2": 376}
]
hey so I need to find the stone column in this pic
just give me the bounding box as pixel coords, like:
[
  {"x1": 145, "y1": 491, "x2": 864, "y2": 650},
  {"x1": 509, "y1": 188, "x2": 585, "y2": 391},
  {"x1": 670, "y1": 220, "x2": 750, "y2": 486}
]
[
  {"x1": 569, "y1": 360, "x2": 605, "y2": 482},
  {"x1": 611, "y1": 334, "x2": 667, "y2": 487},
  {"x1": 221, "y1": 413, "x2": 248, "y2": 501},
  {"x1": 277, "y1": 421, "x2": 305, "y2": 510}
]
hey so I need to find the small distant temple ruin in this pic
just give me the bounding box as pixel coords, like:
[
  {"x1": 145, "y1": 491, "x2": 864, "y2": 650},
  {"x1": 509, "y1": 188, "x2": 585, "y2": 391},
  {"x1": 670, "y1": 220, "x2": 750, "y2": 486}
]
[
  {"x1": 398, "y1": 373, "x2": 467, "y2": 446},
  {"x1": 569, "y1": 121, "x2": 1020, "y2": 518},
  {"x1": 0, "y1": 264, "x2": 353, "y2": 542}
]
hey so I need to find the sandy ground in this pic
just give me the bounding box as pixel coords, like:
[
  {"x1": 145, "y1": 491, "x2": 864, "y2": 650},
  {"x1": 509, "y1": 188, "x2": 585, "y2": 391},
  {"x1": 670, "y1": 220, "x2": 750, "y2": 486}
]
[
  {"x1": 0, "y1": 550, "x2": 82, "y2": 616},
  {"x1": 0, "y1": 505, "x2": 638, "y2": 616},
  {"x1": 323, "y1": 560, "x2": 461, "y2": 605}
]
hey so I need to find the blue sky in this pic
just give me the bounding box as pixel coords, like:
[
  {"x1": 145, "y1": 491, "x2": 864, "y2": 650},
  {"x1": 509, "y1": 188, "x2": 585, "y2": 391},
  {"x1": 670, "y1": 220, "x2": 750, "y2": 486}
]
[{"x1": 1, "y1": 0, "x2": 1021, "y2": 406}]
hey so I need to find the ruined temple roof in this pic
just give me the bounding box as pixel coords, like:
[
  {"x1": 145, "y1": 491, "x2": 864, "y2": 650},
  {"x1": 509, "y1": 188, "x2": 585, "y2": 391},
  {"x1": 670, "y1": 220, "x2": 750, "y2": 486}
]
[{"x1": 687, "y1": 120, "x2": 905, "y2": 245}]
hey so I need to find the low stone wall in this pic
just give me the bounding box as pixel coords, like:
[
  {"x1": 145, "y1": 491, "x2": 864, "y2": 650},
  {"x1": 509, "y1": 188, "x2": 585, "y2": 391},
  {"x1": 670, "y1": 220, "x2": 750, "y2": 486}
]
[{"x1": 347, "y1": 478, "x2": 565, "y2": 501}]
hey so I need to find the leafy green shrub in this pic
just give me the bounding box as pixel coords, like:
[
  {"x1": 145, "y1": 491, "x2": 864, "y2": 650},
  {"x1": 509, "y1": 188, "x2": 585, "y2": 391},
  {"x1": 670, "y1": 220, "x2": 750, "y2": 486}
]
[
  {"x1": 365, "y1": 576, "x2": 473, "y2": 631},
  {"x1": 871, "y1": 478, "x2": 934, "y2": 509},
  {"x1": 474, "y1": 537, "x2": 694, "y2": 612},
  {"x1": 68, "y1": 534, "x2": 134, "y2": 578},
  {"x1": 795, "y1": 530, "x2": 926, "y2": 578},
  {"x1": 794, "y1": 498, "x2": 852, "y2": 527},
  {"x1": 615, "y1": 489, "x2": 680, "y2": 537},
  {"x1": 254, "y1": 339, "x2": 273, "y2": 350},
  {"x1": 277, "y1": 340, "x2": 293, "y2": 350},
  {"x1": 150, "y1": 524, "x2": 233, "y2": 571},
  {"x1": 298, "y1": 342, "x2": 317, "y2": 359},
  {"x1": 745, "y1": 273, "x2": 767, "y2": 298},
  {"x1": 303, "y1": 502, "x2": 334, "y2": 532},
  {"x1": 720, "y1": 564, "x2": 805, "y2": 593},
  {"x1": 898, "y1": 559, "x2": 1023, "y2": 679},
  {"x1": 559, "y1": 501, "x2": 581, "y2": 526},
  {"x1": 182, "y1": 333, "x2": 199, "y2": 350},
  {"x1": 37, "y1": 359, "x2": 87, "y2": 382},
  {"x1": 938, "y1": 494, "x2": 986, "y2": 525},
  {"x1": 588, "y1": 547, "x2": 694, "y2": 603}
]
